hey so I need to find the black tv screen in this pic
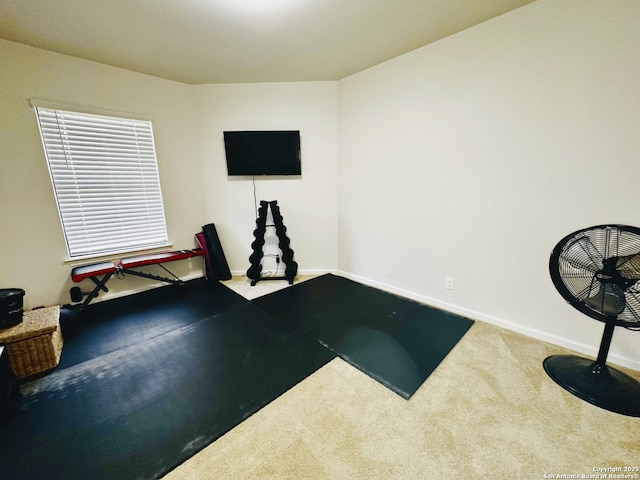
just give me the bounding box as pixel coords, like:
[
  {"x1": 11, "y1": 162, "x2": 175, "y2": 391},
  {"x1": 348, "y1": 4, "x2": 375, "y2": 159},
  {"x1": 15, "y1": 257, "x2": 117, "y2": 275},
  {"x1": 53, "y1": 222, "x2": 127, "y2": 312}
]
[{"x1": 223, "y1": 130, "x2": 301, "y2": 176}]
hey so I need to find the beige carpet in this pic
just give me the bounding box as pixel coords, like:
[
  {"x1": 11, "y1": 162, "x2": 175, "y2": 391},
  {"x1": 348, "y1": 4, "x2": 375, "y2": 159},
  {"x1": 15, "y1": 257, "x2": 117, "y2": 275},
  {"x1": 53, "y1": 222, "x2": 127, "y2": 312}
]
[{"x1": 164, "y1": 275, "x2": 640, "y2": 479}]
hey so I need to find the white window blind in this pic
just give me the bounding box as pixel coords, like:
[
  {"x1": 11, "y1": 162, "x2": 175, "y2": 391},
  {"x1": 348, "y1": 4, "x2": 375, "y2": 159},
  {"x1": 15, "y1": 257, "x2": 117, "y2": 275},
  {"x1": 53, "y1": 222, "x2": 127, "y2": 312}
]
[{"x1": 35, "y1": 106, "x2": 169, "y2": 259}]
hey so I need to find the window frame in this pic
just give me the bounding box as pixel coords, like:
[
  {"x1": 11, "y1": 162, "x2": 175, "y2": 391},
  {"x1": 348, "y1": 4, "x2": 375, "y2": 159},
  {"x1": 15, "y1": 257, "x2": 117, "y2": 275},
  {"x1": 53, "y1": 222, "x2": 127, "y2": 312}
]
[{"x1": 32, "y1": 101, "x2": 171, "y2": 261}]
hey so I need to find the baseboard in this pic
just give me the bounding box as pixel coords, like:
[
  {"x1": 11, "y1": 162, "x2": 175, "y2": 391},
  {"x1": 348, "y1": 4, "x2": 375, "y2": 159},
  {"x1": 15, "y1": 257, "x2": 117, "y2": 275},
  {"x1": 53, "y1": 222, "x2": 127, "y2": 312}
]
[
  {"x1": 228, "y1": 268, "x2": 337, "y2": 277},
  {"x1": 82, "y1": 269, "x2": 330, "y2": 305},
  {"x1": 337, "y1": 270, "x2": 640, "y2": 373}
]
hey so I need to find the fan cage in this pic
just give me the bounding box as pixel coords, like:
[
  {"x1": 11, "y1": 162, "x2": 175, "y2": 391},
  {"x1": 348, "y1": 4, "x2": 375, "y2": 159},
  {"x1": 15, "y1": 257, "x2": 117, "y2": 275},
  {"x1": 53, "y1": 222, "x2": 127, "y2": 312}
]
[{"x1": 551, "y1": 225, "x2": 640, "y2": 330}]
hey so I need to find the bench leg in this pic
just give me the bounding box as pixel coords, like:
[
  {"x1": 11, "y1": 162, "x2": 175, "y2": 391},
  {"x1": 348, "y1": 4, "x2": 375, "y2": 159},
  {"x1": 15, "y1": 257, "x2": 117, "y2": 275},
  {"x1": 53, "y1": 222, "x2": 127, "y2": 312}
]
[{"x1": 70, "y1": 272, "x2": 114, "y2": 307}]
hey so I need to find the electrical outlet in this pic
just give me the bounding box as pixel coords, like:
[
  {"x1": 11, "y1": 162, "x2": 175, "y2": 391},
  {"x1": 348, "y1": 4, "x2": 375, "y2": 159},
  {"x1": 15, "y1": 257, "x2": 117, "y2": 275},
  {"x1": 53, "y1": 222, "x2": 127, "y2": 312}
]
[{"x1": 445, "y1": 277, "x2": 456, "y2": 291}]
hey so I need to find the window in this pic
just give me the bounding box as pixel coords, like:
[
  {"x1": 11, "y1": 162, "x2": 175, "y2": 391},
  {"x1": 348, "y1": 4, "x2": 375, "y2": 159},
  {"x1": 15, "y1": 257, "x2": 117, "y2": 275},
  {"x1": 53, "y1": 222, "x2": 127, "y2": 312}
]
[{"x1": 34, "y1": 105, "x2": 169, "y2": 259}]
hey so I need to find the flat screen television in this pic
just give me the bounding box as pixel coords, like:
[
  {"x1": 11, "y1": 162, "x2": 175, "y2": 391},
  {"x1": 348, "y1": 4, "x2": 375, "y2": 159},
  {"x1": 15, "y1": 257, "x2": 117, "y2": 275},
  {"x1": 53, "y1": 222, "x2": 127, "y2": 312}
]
[{"x1": 223, "y1": 130, "x2": 301, "y2": 176}]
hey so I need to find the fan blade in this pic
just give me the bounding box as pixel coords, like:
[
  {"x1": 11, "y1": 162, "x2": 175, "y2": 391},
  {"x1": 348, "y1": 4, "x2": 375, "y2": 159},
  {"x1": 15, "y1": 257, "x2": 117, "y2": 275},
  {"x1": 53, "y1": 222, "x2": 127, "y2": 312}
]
[
  {"x1": 584, "y1": 283, "x2": 626, "y2": 316},
  {"x1": 563, "y1": 235, "x2": 603, "y2": 272},
  {"x1": 616, "y1": 252, "x2": 640, "y2": 279}
]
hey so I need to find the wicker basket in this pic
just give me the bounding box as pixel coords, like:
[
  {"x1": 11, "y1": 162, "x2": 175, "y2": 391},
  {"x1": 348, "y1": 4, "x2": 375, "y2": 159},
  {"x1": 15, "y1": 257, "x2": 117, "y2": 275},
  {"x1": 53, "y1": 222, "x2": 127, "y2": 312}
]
[{"x1": 0, "y1": 305, "x2": 62, "y2": 379}]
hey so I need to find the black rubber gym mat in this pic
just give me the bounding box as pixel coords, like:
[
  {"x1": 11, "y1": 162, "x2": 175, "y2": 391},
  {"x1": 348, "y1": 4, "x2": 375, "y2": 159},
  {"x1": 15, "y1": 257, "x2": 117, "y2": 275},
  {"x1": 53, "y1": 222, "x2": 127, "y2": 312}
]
[
  {"x1": 0, "y1": 284, "x2": 334, "y2": 480},
  {"x1": 253, "y1": 273, "x2": 474, "y2": 399},
  {"x1": 58, "y1": 278, "x2": 249, "y2": 367}
]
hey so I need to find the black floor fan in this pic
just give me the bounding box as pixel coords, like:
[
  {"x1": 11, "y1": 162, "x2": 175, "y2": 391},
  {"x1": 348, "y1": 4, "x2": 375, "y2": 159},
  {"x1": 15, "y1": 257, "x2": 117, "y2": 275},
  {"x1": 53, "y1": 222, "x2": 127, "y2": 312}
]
[{"x1": 546, "y1": 224, "x2": 640, "y2": 417}]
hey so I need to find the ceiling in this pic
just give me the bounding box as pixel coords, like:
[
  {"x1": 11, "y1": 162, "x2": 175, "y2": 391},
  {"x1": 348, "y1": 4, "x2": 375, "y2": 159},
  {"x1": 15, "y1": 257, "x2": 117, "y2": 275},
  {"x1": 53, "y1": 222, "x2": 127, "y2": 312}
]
[{"x1": 0, "y1": 0, "x2": 535, "y2": 85}]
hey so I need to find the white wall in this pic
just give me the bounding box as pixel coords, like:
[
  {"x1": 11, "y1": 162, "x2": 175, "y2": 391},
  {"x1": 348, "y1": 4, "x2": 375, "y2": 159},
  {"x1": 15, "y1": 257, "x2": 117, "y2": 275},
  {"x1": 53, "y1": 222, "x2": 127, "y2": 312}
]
[
  {"x1": 0, "y1": 39, "x2": 205, "y2": 308},
  {"x1": 337, "y1": 0, "x2": 640, "y2": 369},
  {"x1": 193, "y1": 82, "x2": 339, "y2": 276}
]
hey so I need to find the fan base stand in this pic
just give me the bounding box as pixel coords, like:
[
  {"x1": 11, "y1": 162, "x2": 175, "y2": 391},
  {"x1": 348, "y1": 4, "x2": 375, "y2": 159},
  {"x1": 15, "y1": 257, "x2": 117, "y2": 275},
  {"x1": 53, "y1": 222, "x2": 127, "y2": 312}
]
[{"x1": 544, "y1": 355, "x2": 640, "y2": 417}]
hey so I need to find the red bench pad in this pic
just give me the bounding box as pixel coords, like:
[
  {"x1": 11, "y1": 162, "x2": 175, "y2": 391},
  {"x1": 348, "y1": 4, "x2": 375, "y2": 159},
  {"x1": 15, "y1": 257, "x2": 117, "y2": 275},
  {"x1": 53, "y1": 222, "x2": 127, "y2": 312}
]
[
  {"x1": 71, "y1": 249, "x2": 203, "y2": 283},
  {"x1": 71, "y1": 262, "x2": 118, "y2": 283},
  {"x1": 120, "y1": 249, "x2": 202, "y2": 269}
]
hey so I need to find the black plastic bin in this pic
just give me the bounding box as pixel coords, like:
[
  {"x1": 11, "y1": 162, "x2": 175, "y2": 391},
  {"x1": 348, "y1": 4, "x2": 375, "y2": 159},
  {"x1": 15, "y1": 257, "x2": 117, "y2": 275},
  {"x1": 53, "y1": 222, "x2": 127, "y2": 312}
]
[{"x1": 0, "y1": 289, "x2": 25, "y2": 329}]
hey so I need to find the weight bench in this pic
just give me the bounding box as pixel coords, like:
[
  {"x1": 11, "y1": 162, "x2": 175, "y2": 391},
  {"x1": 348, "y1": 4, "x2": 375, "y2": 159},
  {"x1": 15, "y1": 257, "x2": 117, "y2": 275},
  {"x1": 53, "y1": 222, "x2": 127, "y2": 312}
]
[{"x1": 70, "y1": 248, "x2": 204, "y2": 308}]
